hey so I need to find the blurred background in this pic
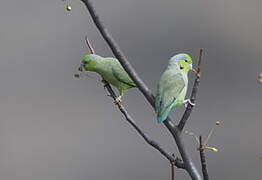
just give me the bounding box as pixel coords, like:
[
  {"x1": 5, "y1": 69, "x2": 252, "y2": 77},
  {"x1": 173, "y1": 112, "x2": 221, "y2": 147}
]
[{"x1": 0, "y1": 0, "x2": 262, "y2": 179}]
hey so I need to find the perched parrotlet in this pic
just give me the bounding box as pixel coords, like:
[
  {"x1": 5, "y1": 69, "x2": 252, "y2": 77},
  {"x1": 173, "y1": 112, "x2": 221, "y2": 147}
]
[
  {"x1": 155, "y1": 54, "x2": 195, "y2": 123},
  {"x1": 80, "y1": 54, "x2": 136, "y2": 102},
  {"x1": 78, "y1": 37, "x2": 136, "y2": 103}
]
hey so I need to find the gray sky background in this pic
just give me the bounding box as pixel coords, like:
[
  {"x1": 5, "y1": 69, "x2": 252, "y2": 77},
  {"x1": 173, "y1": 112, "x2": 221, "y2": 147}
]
[{"x1": 0, "y1": 0, "x2": 262, "y2": 180}]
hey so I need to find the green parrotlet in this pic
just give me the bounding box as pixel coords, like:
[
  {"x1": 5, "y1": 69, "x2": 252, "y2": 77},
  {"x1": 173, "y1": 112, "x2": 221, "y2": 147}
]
[
  {"x1": 155, "y1": 54, "x2": 195, "y2": 123},
  {"x1": 78, "y1": 37, "x2": 136, "y2": 102}
]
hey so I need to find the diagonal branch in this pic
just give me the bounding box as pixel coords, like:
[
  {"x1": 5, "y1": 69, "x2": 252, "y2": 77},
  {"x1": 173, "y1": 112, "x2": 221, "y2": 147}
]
[
  {"x1": 81, "y1": 0, "x2": 154, "y2": 105},
  {"x1": 80, "y1": 0, "x2": 202, "y2": 179},
  {"x1": 177, "y1": 49, "x2": 203, "y2": 131},
  {"x1": 102, "y1": 80, "x2": 184, "y2": 169}
]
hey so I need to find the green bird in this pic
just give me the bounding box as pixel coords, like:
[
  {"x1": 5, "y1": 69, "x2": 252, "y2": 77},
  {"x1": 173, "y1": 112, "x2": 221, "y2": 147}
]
[
  {"x1": 155, "y1": 54, "x2": 195, "y2": 123},
  {"x1": 78, "y1": 37, "x2": 136, "y2": 102}
]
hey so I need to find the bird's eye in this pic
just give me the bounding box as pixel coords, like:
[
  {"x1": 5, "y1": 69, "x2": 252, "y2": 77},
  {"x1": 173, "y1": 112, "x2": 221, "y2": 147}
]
[{"x1": 184, "y1": 59, "x2": 188, "y2": 63}]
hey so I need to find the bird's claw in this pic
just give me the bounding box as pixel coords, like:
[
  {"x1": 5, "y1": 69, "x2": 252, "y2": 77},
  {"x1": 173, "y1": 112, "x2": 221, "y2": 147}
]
[
  {"x1": 114, "y1": 96, "x2": 124, "y2": 109},
  {"x1": 115, "y1": 96, "x2": 123, "y2": 104},
  {"x1": 184, "y1": 99, "x2": 195, "y2": 107}
]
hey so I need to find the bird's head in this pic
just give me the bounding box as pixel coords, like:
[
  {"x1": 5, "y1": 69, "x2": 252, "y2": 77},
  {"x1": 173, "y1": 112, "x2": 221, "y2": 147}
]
[
  {"x1": 78, "y1": 36, "x2": 101, "y2": 72},
  {"x1": 80, "y1": 54, "x2": 101, "y2": 71},
  {"x1": 170, "y1": 53, "x2": 194, "y2": 73}
]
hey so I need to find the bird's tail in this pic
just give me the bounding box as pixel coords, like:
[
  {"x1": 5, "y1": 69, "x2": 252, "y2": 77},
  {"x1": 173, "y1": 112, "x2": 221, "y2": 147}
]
[
  {"x1": 156, "y1": 105, "x2": 174, "y2": 123},
  {"x1": 157, "y1": 115, "x2": 167, "y2": 123}
]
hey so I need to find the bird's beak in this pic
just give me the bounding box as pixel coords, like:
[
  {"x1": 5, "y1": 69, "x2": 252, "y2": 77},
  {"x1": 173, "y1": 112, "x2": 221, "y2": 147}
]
[
  {"x1": 78, "y1": 65, "x2": 83, "y2": 72},
  {"x1": 74, "y1": 64, "x2": 84, "y2": 79},
  {"x1": 78, "y1": 63, "x2": 86, "y2": 72}
]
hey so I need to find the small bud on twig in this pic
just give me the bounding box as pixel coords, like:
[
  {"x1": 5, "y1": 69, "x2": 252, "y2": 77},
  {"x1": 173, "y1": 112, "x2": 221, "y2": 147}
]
[
  {"x1": 205, "y1": 146, "x2": 218, "y2": 152},
  {"x1": 66, "y1": 5, "x2": 72, "y2": 11}
]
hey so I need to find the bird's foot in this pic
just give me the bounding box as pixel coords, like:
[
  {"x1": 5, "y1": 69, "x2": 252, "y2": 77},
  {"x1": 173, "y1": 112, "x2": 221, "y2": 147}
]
[
  {"x1": 115, "y1": 95, "x2": 123, "y2": 104},
  {"x1": 184, "y1": 99, "x2": 195, "y2": 107},
  {"x1": 114, "y1": 96, "x2": 124, "y2": 108}
]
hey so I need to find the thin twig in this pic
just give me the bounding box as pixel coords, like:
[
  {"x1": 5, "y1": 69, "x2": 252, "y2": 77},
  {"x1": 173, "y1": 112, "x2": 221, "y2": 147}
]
[
  {"x1": 102, "y1": 80, "x2": 185, "y2": 169},
  {"x1": 177, "y1": 49, "x2": 203, "y2": 131},
  {"x1": 203, "y1": 127, "x2": 214, "y2": 146},
  {"x1": 80, "y1": 1, "x2": 202, "y2": 179},
  {"x1": 171, "y1": 162, "x2": 175, "y2": 180},
  {"x1": 199, "y1": 136, "x2": 210, "y2": 180},
  {"x1": 85, "y1": 36, "x2": 95, "y2": 54}
]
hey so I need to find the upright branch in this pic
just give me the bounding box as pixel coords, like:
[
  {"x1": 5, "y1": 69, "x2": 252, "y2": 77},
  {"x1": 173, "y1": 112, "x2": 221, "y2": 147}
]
[
  {"x1": 199, "y1": 136, "x2": 210, "y2": 180},
  {"x1": 171, "y1": 160, "x2": 175, "y2": 180},
  {"x1": 80, "y1": 0, "x2": 203, "y2": 179},
  {"x1": 177, "y1": 49, "x2": 203, "y2": 131}
]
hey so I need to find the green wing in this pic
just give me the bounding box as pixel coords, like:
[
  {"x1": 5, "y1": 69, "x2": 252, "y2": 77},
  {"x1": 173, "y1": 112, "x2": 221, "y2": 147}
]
[
  {"x1": 107, "y1": 58, "x2": 136, "y2": 88},
  {"x1": 155, "y1": 70, "x2": 185, "y2": 122}
]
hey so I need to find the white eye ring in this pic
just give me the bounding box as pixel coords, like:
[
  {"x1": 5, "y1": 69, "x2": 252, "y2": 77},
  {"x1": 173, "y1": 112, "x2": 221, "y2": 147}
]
[{"x1": 184, "y1": 59, "x2": 188, "y2": 62}]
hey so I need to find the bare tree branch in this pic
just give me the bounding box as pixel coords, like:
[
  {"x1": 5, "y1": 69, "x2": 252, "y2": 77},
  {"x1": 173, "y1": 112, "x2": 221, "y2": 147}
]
[
  {"x1": 177, "y1": 49, "x2": 203, "y2": 131},
  {"x1": 80, "y1": 0, "x2": 202, "y2": 179},
  {"x1": 102, "y1": 80, "x2": 184, "y2": 169},
  {"x1": 199, "y1": 136, "x2": 210, "y2": 180},
  {"x1": 80, "y1": 0, "x2": 154, "y2": 104},
  {"x1": 171, "y1": 162, "x2": 175, "y2": 180}
]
